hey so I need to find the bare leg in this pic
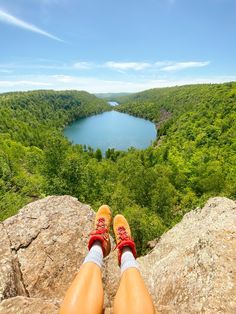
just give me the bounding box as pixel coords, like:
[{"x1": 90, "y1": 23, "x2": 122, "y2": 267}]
[
  {"x1": 59, "y1": 262, "x2": 104, "y2": 314},
  {"x1": 60, "y1": 204, "x2": 112, "y2": 314},
  {"x1": 113, "y1": 214, "x2": 155, "y2": 314},
  {"x1": 113, "y1": 267, "x2": 155, "y2": 314}
]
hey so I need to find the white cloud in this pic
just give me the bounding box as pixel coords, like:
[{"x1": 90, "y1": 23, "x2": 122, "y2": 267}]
[
  {"x1": 0, "y1": 59, "x2": 211, "y2": 74},
  {"x1": 104, "y1": 61, "x2": 152, "y2": 71},
  {"x1": 49, "y1": 75, "x2": 235, "y2": 93},
  {"x1": 103, "y1": 60, "x2": 210, "y2": 72},
  {"x1": 73, "y1": 62, "x2": 93, "y2": 70},
  {"x1": 0, "y1": 9, "x2": 63, "y2": 42},
  {"x1": 0, "y1": 80, "x2": 52, "y2": 87},
  {"x1": 1, "y1": 74, "x2": 235, "y2": 94},
  {"x1": 154, "y1": 61, "x2": 170, "y2": 67},
  {"x1": 161, "y1": 61, "x2": 210, "y2": 72}
]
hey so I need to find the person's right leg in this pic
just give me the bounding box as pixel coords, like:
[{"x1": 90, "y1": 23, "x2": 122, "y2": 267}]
[
  {"x1": 113, "y1": 215, "x2": 155, "y2": 314},
  {"x1": 59, "y1": 205, "x2": 112, "y2": 314},
  {"x1": 59, "y1": 261, "x2": 104, "y2": 314}
]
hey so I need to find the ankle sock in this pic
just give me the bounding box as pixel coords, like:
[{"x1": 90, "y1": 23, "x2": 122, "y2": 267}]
[
  {"x1": 120, "y1": 246, "x2": 139, "y2": 274},
  {"x1": 83, "y1": 241, "x2": 103, "y2": 268}
]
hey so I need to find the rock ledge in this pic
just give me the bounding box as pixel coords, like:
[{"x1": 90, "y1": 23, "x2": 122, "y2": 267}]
[{"x1": 0, "y1": 196, "x2": 235, "y2": 313}]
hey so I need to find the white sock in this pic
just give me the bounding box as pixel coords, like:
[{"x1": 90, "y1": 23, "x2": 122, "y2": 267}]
[
  {"x1": 120, "y1": 247, "x2": 139, "y2": 274},
  {"x1": 83, "y1": 241, "x2": 103, "y2": 268}
]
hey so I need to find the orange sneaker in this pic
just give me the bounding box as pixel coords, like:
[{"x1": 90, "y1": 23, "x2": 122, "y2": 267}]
[
  {"x1": 88, "y1": 205, "x2": 112, "y2": 257},
  {"x1": 113, "y1": 214, "x2": 137, "y2": 265}
]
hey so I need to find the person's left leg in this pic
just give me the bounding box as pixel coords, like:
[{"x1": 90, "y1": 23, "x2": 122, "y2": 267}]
[{"x1": 59, "y1": 205, "x2": 112, "y2": 314}]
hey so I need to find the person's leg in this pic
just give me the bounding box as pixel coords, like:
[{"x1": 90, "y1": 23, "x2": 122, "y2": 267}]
[
  {"x1": 113, "y1": 215, "x2": 155, "y2": 314},
  {"x1": 59, "y1": 205, "x2": 112, "y2": 314},
  {"x1": 114, "y1": 264, "x2": 155, "y2": 314},
  {"x1": 59, "y1": 262, "x2": 104, "y2": 314}
]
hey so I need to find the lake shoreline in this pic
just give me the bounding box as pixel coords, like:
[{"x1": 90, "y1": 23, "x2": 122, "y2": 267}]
[{"x1": 63, "y1": 110, "x2": 157, "y2": 153}]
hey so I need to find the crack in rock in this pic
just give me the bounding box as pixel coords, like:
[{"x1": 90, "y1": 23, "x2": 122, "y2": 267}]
[
  {"x1": 2, "y1": 223, "x2": 50, "y2": 299},
  {"x1": 1, "y1": 224, "x2": 28, "y2": 299},
  {"x1": 15, "y1": 225, "x2": 50, "y2": 252}
]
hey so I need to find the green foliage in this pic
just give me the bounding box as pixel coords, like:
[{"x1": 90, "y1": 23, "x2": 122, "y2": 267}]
[
  {"x1": 0, "y1": 90, "x2": 110, "y2": 218},
  {"x1": 95, "y1": 149, "x2": 103, "y2": 161},
  {"x1": 0, "y1": 191, "x2": 27, "y2": 221},
  {"x1": 0, "y1": 83, "x2": 235, "y2": 255},
  {"x1": 123, "y1": 205, "x2": 166, "y2": 255}
]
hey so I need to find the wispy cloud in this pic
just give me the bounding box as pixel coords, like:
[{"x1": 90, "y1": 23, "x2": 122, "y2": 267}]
[
  {"x1": 73, "y1": 62, "x2": 93, "y2": 70},
  {"x1": 1, "y1": 74, "x2": 235, "y2": 94},
  {"x1": 0, "y1": 59, "x2": 210, "y2": 73},
  {"x1": 103, "y1": 60, "x2": 210, "y2": 72},
  {"x1": 0, "y1": 9, "x2": 63, "y2": 42},
  {"x1": 48, "y1": 74, "x2": 235, "y2": 93},
  {"x1": 161, "y1": 61, "x2": 210, "y2": 72},
  {"x1": 0, "y1": 79, "x2": 52, "y2": 87},
  {"x1": 104, "y1": 61, "x2": 152, "y2": 71}
]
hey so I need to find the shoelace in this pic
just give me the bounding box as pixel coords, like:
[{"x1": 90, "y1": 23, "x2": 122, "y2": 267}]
[
  {"x1": 96, "y1": 217, "x2": 106, "y2": 230},
  {"x1": 117, "y1": 226, "x2": 130, "y2": 242},
  {"x1": 113, "y1": 226, "x2": 133, "y2": 251},
  {"x1": 90, "y1": 217, "x2": 108, "y2": 236}
]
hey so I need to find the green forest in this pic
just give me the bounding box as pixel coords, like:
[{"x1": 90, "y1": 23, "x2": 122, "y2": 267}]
[{"x1": 0, "y1": 83, "x2": 235, "y2": 255}]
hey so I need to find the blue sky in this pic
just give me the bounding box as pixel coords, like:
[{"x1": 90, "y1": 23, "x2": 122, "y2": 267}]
[{"x1": 0, "y1": 0, "x2": 235, "y2": 93}]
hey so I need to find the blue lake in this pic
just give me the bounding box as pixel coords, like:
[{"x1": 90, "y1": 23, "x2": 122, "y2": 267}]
[
  {"x1": 108, "y1": 101, "x2": 119, "y2": 106},
  {"x1": 64, "y1": 111, "x2": 157, "y2": 153}
]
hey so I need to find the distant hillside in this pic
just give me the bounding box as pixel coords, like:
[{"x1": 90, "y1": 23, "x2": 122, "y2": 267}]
[
  {"x1": 0, "y1": 90, "x2": 110, "y2": 147},
  {"x1": 116, "y1": 82, "x2": 236, "y2": 122},
  {"x1": 95, "y1": 92, "x2": 132, "y2": 100}
]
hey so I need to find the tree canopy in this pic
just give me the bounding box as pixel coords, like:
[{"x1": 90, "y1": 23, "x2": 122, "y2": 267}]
[{"x1": 0, "y1": 83, "x2": 235, "y2": 255}]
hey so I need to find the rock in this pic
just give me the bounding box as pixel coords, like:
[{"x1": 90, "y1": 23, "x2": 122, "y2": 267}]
[
  {"x1": 0, "y1": 224, "x2": 26, "y2": 302},
  {"x1": 0, "y1": 296, "x2": 58, "y2": 314},
  {"x1": 2, "y1": 196, "x2": 96, "y2": 303},
  {"x1": 147, "y1": 238, "x2": 160, "y2": 249},
  {"x1": 0, "y1": 196, "x2": 120, "y2": 313},
  {"x1": 0, "y1": 196, "x2": 235, "y2": 313},
  {"x1": 139, "y1": 197, "x2": 236, "y2": 313}
]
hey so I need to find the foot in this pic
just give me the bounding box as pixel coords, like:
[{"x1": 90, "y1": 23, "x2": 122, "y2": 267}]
[
  {"x1": 88, "y1": 205, "x2": 112, "y2": 257},
  {"x1": 113, "y1": 214, "x2": 137, "y2": 266}
]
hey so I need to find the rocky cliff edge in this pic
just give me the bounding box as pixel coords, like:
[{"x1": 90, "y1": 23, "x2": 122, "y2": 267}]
[{"x1": 0, "y1": 196, "x2": 235, "y2": 313}]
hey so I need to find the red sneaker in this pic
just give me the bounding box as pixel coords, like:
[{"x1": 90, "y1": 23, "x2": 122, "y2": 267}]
[
  {"x1": 113, "y1": 214, "x2": 137, "y2": 266},
  {"x1": 88, "y1": 205, "x2": 112, "y2": 257}
]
